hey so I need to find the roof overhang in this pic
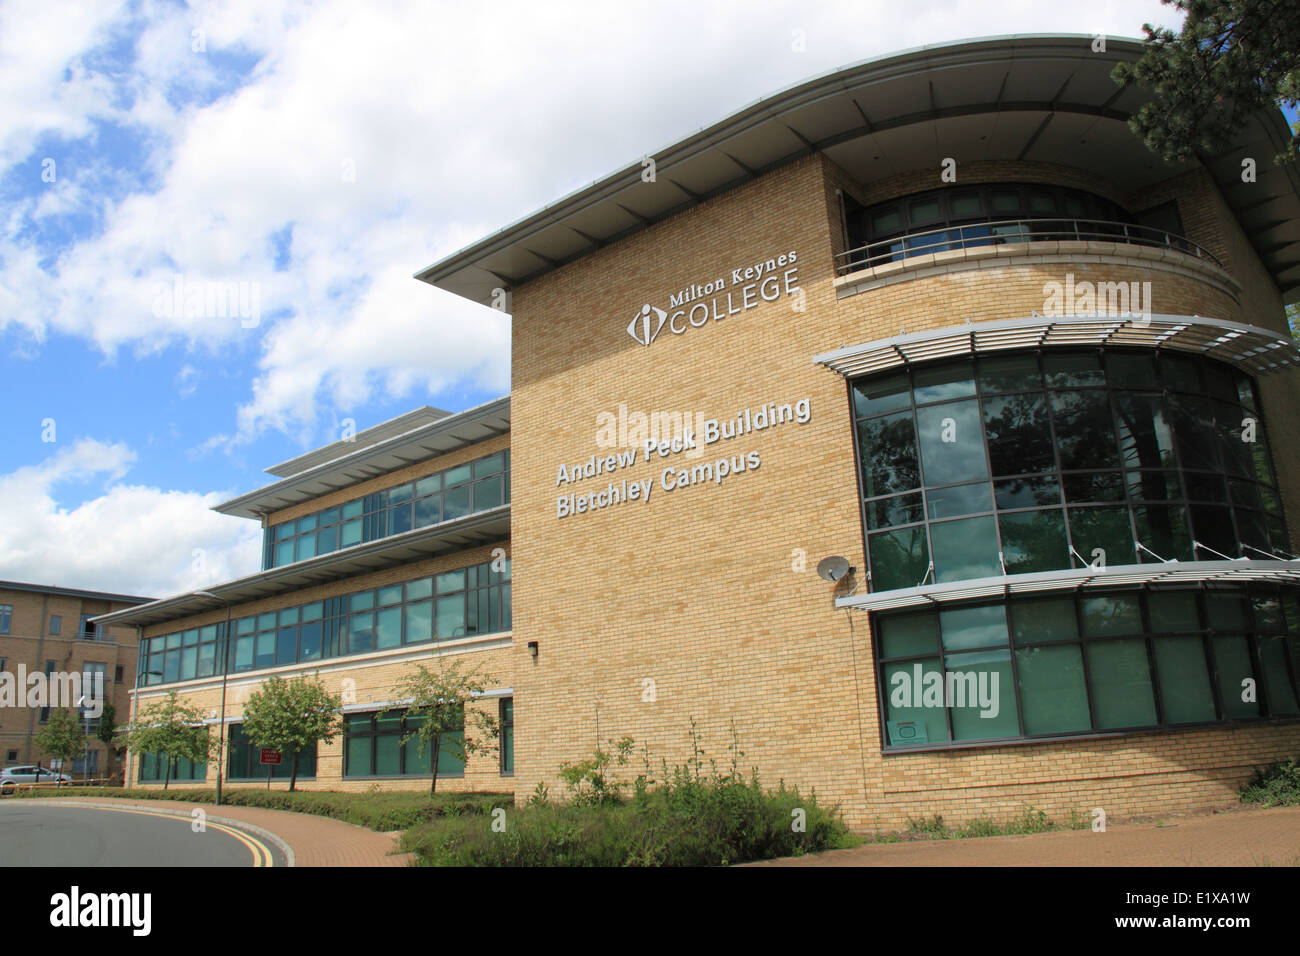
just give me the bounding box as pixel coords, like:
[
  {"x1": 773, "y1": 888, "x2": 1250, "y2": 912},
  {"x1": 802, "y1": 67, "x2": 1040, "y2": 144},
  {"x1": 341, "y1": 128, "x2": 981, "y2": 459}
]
[
  {"x1": 264, "y1": 406, "x2": 450, "y2": 478},
  {"x1": 813, "y1": 313, "x2": 1300, "y2": 379},
  {"x1": 214, "y1": 396, "x2": 510, "y2": 520},
  {"x1": 835, "y1": 559, "x2": 1300, "y2": 613},
  {"x1": 417, "y1": 34, "x2": 1300, "y2": 307},
  {"x1": 92, "y1": 505, "x2": 510, "y2": 630}
]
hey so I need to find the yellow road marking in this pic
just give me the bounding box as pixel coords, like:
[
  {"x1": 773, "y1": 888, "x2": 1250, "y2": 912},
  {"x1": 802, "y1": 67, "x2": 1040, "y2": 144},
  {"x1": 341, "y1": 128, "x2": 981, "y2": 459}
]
[{"x1": 43, "y1": 804, "x2": 275, "y2": 866}]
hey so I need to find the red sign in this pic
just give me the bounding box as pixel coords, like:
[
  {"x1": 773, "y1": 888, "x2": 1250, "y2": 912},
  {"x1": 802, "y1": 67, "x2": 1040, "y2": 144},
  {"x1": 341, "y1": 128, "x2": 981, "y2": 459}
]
[{"x1": 259, "y1": 748, "x2": 282, "y2": 765}]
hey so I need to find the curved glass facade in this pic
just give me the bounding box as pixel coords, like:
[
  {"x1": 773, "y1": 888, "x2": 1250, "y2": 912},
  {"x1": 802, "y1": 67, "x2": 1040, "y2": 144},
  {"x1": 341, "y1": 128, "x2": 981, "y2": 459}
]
[
  {"x1": 852, "y1": 349, "x2": 1287, "y2": 593},
  {"x1": 877, "y1": 585, "x2": 1300, "y2": 749}
]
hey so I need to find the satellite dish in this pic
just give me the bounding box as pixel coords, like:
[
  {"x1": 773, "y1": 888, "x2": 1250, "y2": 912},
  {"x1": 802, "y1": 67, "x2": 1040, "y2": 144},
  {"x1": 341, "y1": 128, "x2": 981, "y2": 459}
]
[{"x1": 816, "y1": 556, "x2": 853, "y2": 582}]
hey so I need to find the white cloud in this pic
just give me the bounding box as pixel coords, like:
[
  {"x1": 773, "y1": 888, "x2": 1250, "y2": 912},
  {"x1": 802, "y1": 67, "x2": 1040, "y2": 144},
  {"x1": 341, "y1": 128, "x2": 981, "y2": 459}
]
[
  {"x1": 0, "y1": 438, "x2": 262, "y2": 598},
  {"x1": 0, "y1": 0, "x2": 1184, "y2": 445}
]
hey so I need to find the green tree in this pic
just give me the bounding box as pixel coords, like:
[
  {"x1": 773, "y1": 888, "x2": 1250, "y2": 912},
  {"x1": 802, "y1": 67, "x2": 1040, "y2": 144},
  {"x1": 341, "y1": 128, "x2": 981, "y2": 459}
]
[
  {"x1": 35, "y1": 708, "x2": 83, "y2": 788},
  {"x1": 1113, "y1": 1, "x2": 1300, "y2": 165},
  {"x1": 116, "y1": 691, "x2": 213, "y2": 789},
  {"x1": 389, "y1": 660, "x2": 499, "y2": 794},
  {"x1": 240, "y1": 675, "x2": 341, "y2": 792}
]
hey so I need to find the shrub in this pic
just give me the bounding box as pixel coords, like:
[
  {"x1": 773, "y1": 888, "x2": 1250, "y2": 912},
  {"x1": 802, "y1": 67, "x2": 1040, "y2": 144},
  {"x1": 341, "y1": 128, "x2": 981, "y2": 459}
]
[{"x1": 1241, "y1": 759, "x2": 1300, "y2": 807}]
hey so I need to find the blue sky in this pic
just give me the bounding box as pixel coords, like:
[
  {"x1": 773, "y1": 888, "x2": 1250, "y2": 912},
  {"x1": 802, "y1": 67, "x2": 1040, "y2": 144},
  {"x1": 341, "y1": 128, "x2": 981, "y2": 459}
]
[{"x1": 1, "y1": 0, "x2": 1255, "y2": 598}]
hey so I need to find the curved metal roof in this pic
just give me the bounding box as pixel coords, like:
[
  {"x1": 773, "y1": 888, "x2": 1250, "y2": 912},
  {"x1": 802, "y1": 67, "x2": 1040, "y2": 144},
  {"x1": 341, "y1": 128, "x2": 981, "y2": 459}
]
[
  {"x1": 836, "y1": 559, "x2": 1300, "y2": 613},
  {"x1": 814, "y1": 313, "x2": 1300, "y2": 379},
  {"x1": 417, "y1": 34, "x2": 1300, "y2": 305}
]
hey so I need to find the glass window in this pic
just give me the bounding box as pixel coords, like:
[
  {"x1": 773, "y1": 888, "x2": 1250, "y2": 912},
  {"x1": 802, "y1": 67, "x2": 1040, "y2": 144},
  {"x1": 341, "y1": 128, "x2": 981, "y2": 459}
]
[
  {"x1": 404, "y1": 601, "x2": 433, "y2": 644},
  {"x1": 869, "y1": 527, "x2": 929, "y2": 591},
  {"x1": 1081, "y1": 594, "x2": 1142, "y2": 636},
  {"x1": 939, "y1": 604, "x2": 1008, "y2": 651},
  {"x1": 1012, "y1": 598, "x2": 1079, "y2": 643},
  {"x1": 853, "y1": 373, "x2": 911, "y2": 418},
  {"x1": 946, "y1": 649, "x2": 1017, "y2": 740},
  {"x1": 1017, "y1": 644, "x2": 1090, "y2": 734},
  {"x1": 999, "y1": 509, "x2": 1069, "y2": 574},
  {"x1": 878, "y1": 612, "x2": 939, "y2": 658},
  {"x1": 1088, "y1": 640, "x2": 1158, "y2": 728},
  {"x1": 1153, "y1": 636, "x2": 1216, "y2": 723},
  {"x1": 859, "y1": 412, "x2": 920, "y2": 498},
  {"x1": 916, "y1": 401, "x2": 987, "y2": 486},
  {"x1": 884, "y1": 658, "x2": 951, "y2": 746},
  {"x1": 929, "y1": 515, "x2": 1000, "y2": 583},
  {"x1": 1214, "y1": 634, "x2": 1259, "y2": 718},
  {"x1": 983, "y1": 392, "x2": 1054, "y2": 476}
]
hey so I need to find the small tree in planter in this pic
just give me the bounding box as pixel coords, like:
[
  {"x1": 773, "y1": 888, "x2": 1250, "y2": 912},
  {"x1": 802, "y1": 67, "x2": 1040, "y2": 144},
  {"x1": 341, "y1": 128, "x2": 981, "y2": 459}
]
[
  {"x1": 390, "y1": 660, "x2": 500, "y2": 794},
  {"x1": 240, "y1": 675, "x2": 341, "y2": 792},
  {"x1": 116, "y1": 691, "x2": 213, "y2": 789},
  {"x1": 35, "y1": 708, "x2": 84, "y2": 788}
]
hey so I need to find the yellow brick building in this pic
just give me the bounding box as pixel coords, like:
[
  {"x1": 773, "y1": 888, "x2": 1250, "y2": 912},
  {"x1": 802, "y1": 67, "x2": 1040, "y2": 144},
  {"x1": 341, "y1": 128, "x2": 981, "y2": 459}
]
[
  {"x1": 1, "y1": 582, "x2": 150, "y2": 781},
  {"x1": 99, "y1": 35, "x2": 1300, "y2": 829}
]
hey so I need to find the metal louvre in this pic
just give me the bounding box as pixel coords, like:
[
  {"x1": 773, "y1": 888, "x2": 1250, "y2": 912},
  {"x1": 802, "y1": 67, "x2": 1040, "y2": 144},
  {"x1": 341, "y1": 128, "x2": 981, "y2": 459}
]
[
  {"x1": 834, "y1": 559, "x2": 1300, "y2": 613},
  {"x1": 814, "y1": 313, "x2": 1300, "y2": 379}
]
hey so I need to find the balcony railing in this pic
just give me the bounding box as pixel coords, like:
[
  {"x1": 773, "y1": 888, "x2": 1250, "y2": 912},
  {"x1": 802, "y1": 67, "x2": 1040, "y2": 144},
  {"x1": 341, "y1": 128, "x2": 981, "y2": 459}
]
[{"x1": 835, "y1": 218, "x2": 1224, "y2": 275}]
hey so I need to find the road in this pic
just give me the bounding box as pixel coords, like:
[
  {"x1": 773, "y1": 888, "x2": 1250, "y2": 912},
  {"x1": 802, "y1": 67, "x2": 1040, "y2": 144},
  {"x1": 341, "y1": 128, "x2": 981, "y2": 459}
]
[{"x1": 0, "y1": 802, "x2": 286, "y2": 867}]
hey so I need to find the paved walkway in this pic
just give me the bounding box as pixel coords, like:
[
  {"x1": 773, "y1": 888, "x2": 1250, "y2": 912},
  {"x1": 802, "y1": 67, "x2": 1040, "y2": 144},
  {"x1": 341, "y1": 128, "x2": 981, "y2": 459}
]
[
  {"x1": 750, "y1": 805, "x2": 1300, "y2": 866},
  {"x1": 22, "y1": 798, "x2": 414, "y2": 867}
]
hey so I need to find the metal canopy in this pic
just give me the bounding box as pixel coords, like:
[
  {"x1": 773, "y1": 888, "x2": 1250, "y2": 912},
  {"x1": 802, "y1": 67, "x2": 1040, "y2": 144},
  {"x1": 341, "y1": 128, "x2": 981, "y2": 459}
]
[
  {"x1": 835, "y1": 559, "x2": 1300, "y2": 613},
  {"x1": 264, "y1": 406, "x2": 450, "y2": 478},
  {"x1": 813, "y1": 313, "x2": 1300, "y2": 379},
  {"x1": 417, "y1": 34, "x2": 1300, "y2": 307},
  {"x1": 92, "y1": 506, "x2": 511, "y2": 630},
  {"x1": 214, "y1": 396, "x2": 510, "y2": 520}
]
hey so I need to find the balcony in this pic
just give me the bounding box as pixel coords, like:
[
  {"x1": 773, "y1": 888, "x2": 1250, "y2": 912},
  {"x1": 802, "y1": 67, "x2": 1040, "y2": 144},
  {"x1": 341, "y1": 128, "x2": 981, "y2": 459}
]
[{"x1": 835, "y1": 218, "x2": 1223, "y2": 275}]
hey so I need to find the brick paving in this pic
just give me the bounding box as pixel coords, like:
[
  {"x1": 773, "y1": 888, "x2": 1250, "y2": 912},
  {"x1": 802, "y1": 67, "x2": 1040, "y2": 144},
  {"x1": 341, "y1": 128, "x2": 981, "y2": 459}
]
[
  {"x1": 748, "y1": 805, "x2": 1300, "y2": 866},
  {"x1": 27, "y1": 798, "x2": 414, "y2": 867}
]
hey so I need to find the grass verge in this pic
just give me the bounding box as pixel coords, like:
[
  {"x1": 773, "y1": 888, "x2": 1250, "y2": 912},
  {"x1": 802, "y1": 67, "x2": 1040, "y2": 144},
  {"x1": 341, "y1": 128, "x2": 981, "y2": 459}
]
[{"x1": 4, "y1": 786, "x2": 509, "y2": 831}]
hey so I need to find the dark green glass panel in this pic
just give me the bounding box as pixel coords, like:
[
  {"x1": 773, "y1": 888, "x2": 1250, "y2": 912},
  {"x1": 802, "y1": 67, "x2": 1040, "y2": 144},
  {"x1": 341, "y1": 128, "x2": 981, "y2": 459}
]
[
  {"x1": 1017, "y1": 644, "x2": 1090, "y2": 734},
  {"x1": 878, "y1": 611, "x2": 940, "y2": 658},
  {"x1": 1133, "y1": 505, "x2": 1194, "y2": 562},
  {"x1": 865, "y1": 492, "x2": 924, "y2": 530},
  {"x1": 1126, "y1": 470, "x2": 1181, "y2": 502},
  {"x1": 1213, "y1": 634, "x2": 1259, "y2": 718},
  {"x1": 1069, "y1": 506, "x2": 1136, "y2": 567},
  {"x1": 913, "y1": 362, "x2": 976, "y2": 404},
  {"x1": 978, "y1": 355, "x2": 1041, "y2": 393},
  {"x1": 930, "y1": 515, "x2": 1001, "y2": 583},
  {"x1": 1206, "y1": 593, "x2": 1247, "y2": 630},
  {"x1": 995, "y1": 476, "x2": 1061, "y2": 509},
  {"x1": 983, "y1": 392, "x2": 1053, "y2": 476},
  {"x1": 883, "y1": 658, "x2": 951, "y2": 745},
  {"x1": 999, "y1": 509, "x2": 1069, "y2": 574},
  {"x1": 946, "y1": 649, "x2": 1017, "y2": 740},
  {"x1": 852, "y1": 372, "x2": 911, "y2": 418},
  {"x1": 1012, "y1": 597, "x2": 1080, "y2": 643},
  {"x1": 926, "y1": 482, "x2": 993, "y2": 520},
  {"x1": 1153, "y1": 636, "x2": 1216, "y2": 723},
  {"x1": 1044, "y1": 353, "x2": 1104, "y2": 388},
  {"x1": 1062, "y1": 472, "x2": 1124, "y2": 502},
  {"x1": 1088, "y1": 640, "x2": 1157, "y2": 728},
  {"x1": 868, "y1": 527, "x2": 929, "y2": 591},
  {"x1": 1081, "y1": 594, "x2": 1142, "y2": 636},
  {"x1": 939, "y1": 603, "x2": 1008, "y2": 650},
  {"x1": 858, "y1": 411, "x2": 920, "y2": 497},
  {"x1": 1113, "y1": 392, "x2": 1177, "y2": 469},
  {"x1": 1146, "y1": 590, "x2": 1199, "y2": 632},
  {"x1": 1050, "y1": 389, "x2": 1120, "y2": 470},
  {"x1": 1259, "y1": 635, "x2": 1300, "y2": 715},
  {"x1": 916, "y1": 401, "x2": 988, "y2": 486}
]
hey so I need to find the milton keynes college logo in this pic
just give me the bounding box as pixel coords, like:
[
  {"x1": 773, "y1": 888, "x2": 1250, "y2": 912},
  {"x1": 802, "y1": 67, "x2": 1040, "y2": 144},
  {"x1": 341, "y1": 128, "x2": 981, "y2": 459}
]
[{"x1": 628, "y1": 303, "x2": 667, "y2": 346}]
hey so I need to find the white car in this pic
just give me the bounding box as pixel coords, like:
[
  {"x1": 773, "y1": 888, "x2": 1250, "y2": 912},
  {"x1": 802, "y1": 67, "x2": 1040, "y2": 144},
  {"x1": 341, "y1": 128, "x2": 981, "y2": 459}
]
[{"x1": 0, "y1": 765, "x2": 74, "y2": 793}]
